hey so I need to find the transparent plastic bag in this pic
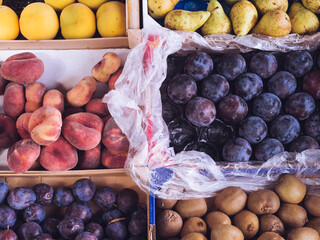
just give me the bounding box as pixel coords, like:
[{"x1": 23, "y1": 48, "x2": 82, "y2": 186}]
[{"x1": 104, "y1": 26, "x2": 320, "y2": 199}]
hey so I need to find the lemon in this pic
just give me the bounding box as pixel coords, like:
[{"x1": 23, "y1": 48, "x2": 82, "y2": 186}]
[
  {"x1": 44, "y1": 0, "x2": 75, "y2": 11},
  {"x1": 0, "y1": 6, "x2": 19, "y2": 40},
  {"x1": 20, "y1": 3, "x2": 59, "y2": 40},
  {"x1": 78, "y1": 0, "x2": 109, "y2": 10},
  {"x1": 0, "y1": 0, "x2": 2, "y2": 5},
  {"x1": 60, "y1": 3, "x2": 96, "y2": 39},
  {"x1": 97, "y1": 1, "x2": 126, "y2": 37}
]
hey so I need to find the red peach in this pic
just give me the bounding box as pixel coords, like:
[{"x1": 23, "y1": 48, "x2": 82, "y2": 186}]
[
  {"x1": 0, "y1": 67, "x2": 8, "y2": 95},
  {"x1": 62, "y1": 107, "x2": 84, "y2": 119},
  {"x1": 85, "y1": 98, "x2": 109, "y2": 117},
  {"x1": 0, "y1": 114, "x2": 19, "y2": 149},
  {"x1": 43, "y1": 89, "x2": 65, "y2": 113},
  {"x1": 78, "y1": 144, "x2": 101, "y2": 169},
  {"x1": 16, "y1": 113, "x2": 32, "y2": 139},
  {"x1": 108, "y1": 67, "x2": 123, "y2": 90},
  {"x1": 3, "y1": 82, "x2": 25, "y2": 118},
  {"x1": 91, "y1": 52, "x2": 121, "y2": 83},
  {"x1": 25, "y1": 82, "x2": 46, "y2": 112},
  {"x1": 101, "y1": 147, "x2": 127, "y2": 169}
]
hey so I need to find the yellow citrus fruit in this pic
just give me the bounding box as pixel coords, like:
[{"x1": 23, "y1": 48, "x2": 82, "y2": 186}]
[
  {"x1": 60, "y1": 3, "x2": 96, "y2": 39},
  {"x1": 0, "y1": 6, "x2": 19, "y2": 40},
  {"x1": 0, "y1": 0, "x2": 2, "y2": 5},
  {"x1": 96, "y1": 1, "x2": 126, "y2": 37},
  {"x1": 20, "y1": 3, "x2": 59, "y2": 40},
  {"x1": 44, "y1": 0, "x2": 75, "y2": 11},
  {"x1": 77, "y1": 0, "x2": 109, "y2": 10}
]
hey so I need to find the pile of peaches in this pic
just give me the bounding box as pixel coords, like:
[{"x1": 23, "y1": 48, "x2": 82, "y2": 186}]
[{"x1": 0, "y1": 51, "x2": 128, "y2": 173}]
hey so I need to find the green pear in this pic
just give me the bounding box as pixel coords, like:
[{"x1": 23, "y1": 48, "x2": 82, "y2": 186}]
[
  {"x1": 251, "y1": 10, "x2": 291, "y2": 37},
  {"x1": 230, "y1": 0, "x2": 258, "y2": 36},
  {"x1": 225, "y1": 0, "x2": 241, "y2": 5},
  {"x1": 164, "y1": 10, "x2": 211, "y2": 32},
  {"x1": 302, "y1": 0, "x2": 320, "y2": 14},
  {"x1": 289, "y1": 2, "x2": 319, "y2": 34},
  {"x1": 201, "y1": 0, "x2": 232, "y2": 35},
  {"x1": 148, "y1": 0, "x2": 180, "y2": 19},
  {"x1": 253, "y1": 0, "x2": 288, "y2": 15}
]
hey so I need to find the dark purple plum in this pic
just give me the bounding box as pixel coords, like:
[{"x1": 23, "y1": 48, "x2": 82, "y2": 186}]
[
  {"x1": 161, "y1": 98, "x2": 181, "y2": 124},
  {"x1": 250, "y1": 52, "x2": 278, "y2": 79},
  {"x1": 0, "y1": 181, "x2": 9, "y2": 205},
  {"x1": 222, "y1": 138, "x2": 252, "y2": 162},
  {"x1": 85, "y1": 222, "x2": 104, "y2": 240},
  {"x1": 75, "y1": 232, "x2": 98, "y2": 240},
  {"x1": 252, "y1": 93, "x2": 281, "y2": 122},
  {"x1": 128, "y1": 210, "x2": 147, "y2": 236},
  {"x1": 32, "y1": 184, "x2": 53, "y2": 206},
  {"x1": 65, "y1": 201, "x2": 93, "y2": 224},
  {"x1": 42, "y1": 218, "x2": 60, "y2": 238},
  {"x1": 268, "y1": 71, "x2": 297, "y2": 99},
  {"x1": 238, "y1": 116, "x2": 268, "y2": 144},
  {"x1": 184, "y1": 52, "x2": 213, "y2": 81},
  {"x1": 7, "y1": 187, "x2": 36, "y2": 210},
  {"x1": 218, "y1": 95, "x2": 248, "y2": 125},
  {"x1": 184, "y1": 141, "x2": 220, "y2": 161},
  {"x1": 105, "y1": 219, "x2": 127, "y2": 240},
  {"x1": 284, "y1": 50, "x2": 313, "y2": 78},
  {"x1": 0, "y1": 205, "x2": 16, "y2": 229},
  {"x1": 58, "y1": 217, "x2": 84, "y2": 240},
  {"x1": 217, "y1": 53, "x2": 246, "y2": 81},
  {"x1": 289, "y1": 136, "x2": 320, "y2": 153},
  {"x1": 285, "y1": 92, "x2": 315, "y2": 121},
  {"x1": 0, "y1": 229, "x2": 17, "y2": 240},
  {"x1": 117, "y1": 188, "x2": 138, "y2": 214},
  {"x1": 23, "y1": 203, "x2": 46, "y2": 223},
  {"x1": 168, "y1": 117, "x2": 197, "y2": 153},
  {"x1": 101, "y1": 208, "x2": 123, "y2": 225},
  {"x1": 303, "y1": 71, "x2": 320, "y2": 99},
  {"x1": 128, "y1": 238, "x2": 145, "y2": 240},
  {"x1": 167, "y1": 74, "x2": 197, "y2": 104},
  {"x1": 18, "y1": 222, "x2": 42, "y2": 240},
  {"x1": 185, "y1": 97, "x2": 216, "y2": 127},
  {"x1": 234, "y1": 73, "x2": 263, "y2": 101},
  {"x1": 33, "y1": 233, "x2": 53, "y2": 240},
  {"x1": 53, "y1": 187, "x2": 74, "y2": 207},
  {"x1": 94, "y1": 187, "x2": 116, "y2": 210},
  {"x1": 166, "y1": 56, "x2": 179, "y2": 79},
  {"x1": 305, "y1": 112, "x2": 320, "y2": 141},
  {"x1": 201, "y1": 74, "x2": 229, "y2": 103},
  {"x1": 254, "y1": 138, "x2": 285, "y2": 162},
  {"x1": 72, "y1": 178, "x2": 96, "y2": 202},
  {"x1": 270, "y1": 115, "x2": 300, "y2": 144}
]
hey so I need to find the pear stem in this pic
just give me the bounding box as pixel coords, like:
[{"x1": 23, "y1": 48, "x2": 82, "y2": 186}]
[{"x1": 210, "y1": 6, "x2": 219, "y2": 13}]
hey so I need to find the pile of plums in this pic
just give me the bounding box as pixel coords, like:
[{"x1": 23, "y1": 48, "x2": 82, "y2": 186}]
[
  {"x1": 0, "y1": 178, "x2": 146, "y2": 240},
  {"x1": 161, "y1": 50, "x2": 320, "y2": 162}
]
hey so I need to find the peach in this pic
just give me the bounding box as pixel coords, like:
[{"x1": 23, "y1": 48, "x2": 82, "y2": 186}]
[
  {"x1": 0, "y1": 68, "x2": 8, "y2": 95},
  {"x1": 66, "y1": 76, "x2": 97, "y2": 107},
  {"x1": 7, "y1": 139, "x2": 40, "y2": 173},
  {"x1": 3, "y1": 82, "x2": 25, "y2": 118},
  {"x1": 102, "y1": 117, "x2": 129, "y2": 154},
  {"x1": 28, "y1": 106, "x2": 62, "y2": 146},
  {"x1": 25, "y1": 82, "x2": 46, "y2": 112},
  {"x1": 62, "y1": 112, "x2": 103, "y2": 150},
  {"x1": 92, "y1": 52, "x2": 121, "y2": 83},
  {"x1": 40, "y1": 136, "x2": 78, "y2": 171},
  {"x1": 16, "y1": 113, "x2": 32, "y2": 139},
  {"x1": 43, "y1": 89, "x2": 65, "y2": 113},
  {"x1": 62, "y1": 107, "x2": 84, "y2": 119},
  {"x1": 0, "y1": 114, "x2": 19, "y2": 149},
  {"x1": 78, "y1": 144, "x2": 101, "y2": 170},
  {"x1": 0, "y1": 52, "x2": 44, "y2": 84},
  {"x1": 101, "y1": 147, "x2": 126, "y2": 169},
  {"x1": 108, "y1": 67, "x2": 123, "y2": 90},
  {"x1": 85, "y1": 98, "x2": 109, "y2": 117}
]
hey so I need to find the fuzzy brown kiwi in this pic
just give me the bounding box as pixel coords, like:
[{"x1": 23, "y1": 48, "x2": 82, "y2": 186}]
[
  {"x1": 277, "y1": 203, "x2": 308, "y2": 228},
  {"x1": 211, "y1": 224, "x2": 244, "y2": 240},
  {"x1": 306, "y1": 218, "x2": 320, "y2": 235},
  {"x1": 257, "y1": 232, "x2": 285, "y2": 240},
  {"x1": 175, "y1": 198, "x2": 207, "y2": 219},
  {"x1": 305, "y1": 195, "x2": 320, "y2": 217},
  {"x1": 156, "y1": 198, "x2": 178, "y2": 210},
  {"x1": 247, "y1": 189, "x2": 280, "y2": 215},
  {"x1": 205, "y1": 211, "x2": 231, "y2": 230},
  {"x1": 156, "y1": 209, "x2": 183, "y2": 238},
  {"x1": 259, "y1": 214, "x2": 284, "y2": 235},
  {"x1": 233, "y1": 210, "x2": 259, "y2": 239},
  {"x1": 287, "y1": 227, "x2": 320, "y2": 240},
  {"x1": 275, "y1": 174, "x2": 306, "y2": 204},
  {"x1": 180, "y1": 217, "x2": 207, "y2": 237},
  {"x1": 181, "y1": 232, "x2": 207, "y2": 240}
]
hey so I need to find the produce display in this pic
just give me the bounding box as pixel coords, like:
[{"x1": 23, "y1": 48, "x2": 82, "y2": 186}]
[
  {"x1": 0, "y1": 178, "x2": 147, "y2": 240},
  {"x1": 0, "y1": 51, "x2": 129, "y2": 173},
  {"x1": 161, "y1": 49, "x2": 320, "y2": 162},
  {"x1": 155, "y1": 174, "x2": 320, "y2": 240},
  {"x1": 0, "y1": 0, "x2": 126, "y2": 40},
  {"x1": 148, "y1": 0, "x2": 320, "y2": 37}
]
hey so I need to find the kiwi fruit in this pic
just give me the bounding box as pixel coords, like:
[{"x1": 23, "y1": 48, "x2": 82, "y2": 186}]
[
  {"x1": 205, "y1": 211, "x2": 231, "y2": 230},
  {"x1": 247, "y1": 189, "x2": 280, "y2": 215},
  {"x1": 287, "y1": 227, "x2": 320, "y2": 240},
  {"x1": 277, "y1": 203, "x2": 308, "y2": 228},
  {"x1": 305, "y1": 195, "x2": 320, "y2": 217},
  {"x1": 211, "y1": 224, "x2": 244, "y2": 240},
  {"x1": 260, "y1": 214, "x2": 284, "y2": 235},
  {"x1": 215, "y1": 187, "x2": 247, "y2": 216},
  {"x1": 156, "y1": 198, "x2": 178, "y2": 210},
  {"x1": 306, "y1": 218, "x2": 320, "y2": 235},
  {"x1": 181, "y1": 232, "x2": 207, "y2": 240},
  {"x1": 175, "y1": 198, "x2": 207, "y2": 219},
  {"x1": 180, "y1": 217, "x2": 207, "y2": 237},
  {"x1": 257, "y1": 232, "x2": 285, "y2": 240},
  {"x1": 233, "y1": 210, "x2": 259, "y2": 239},
  {"x1": 156, "y1": 209, "x2": 183, "y2": 238},
  {"x1": 275, "y1": 174, "x2": 306, "y2": 204}
]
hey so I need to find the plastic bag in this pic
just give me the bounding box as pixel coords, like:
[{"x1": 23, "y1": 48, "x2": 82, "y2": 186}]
[{"x1": 104, "y1": 26, "x2": 320, "y2": 199}]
